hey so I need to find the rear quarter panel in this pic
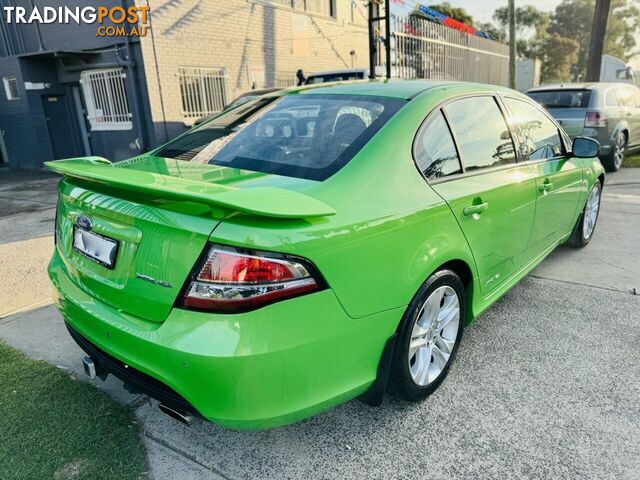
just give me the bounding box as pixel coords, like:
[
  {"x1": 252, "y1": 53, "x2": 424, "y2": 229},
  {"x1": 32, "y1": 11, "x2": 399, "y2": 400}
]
[{"x1": 211, "y1": 87, "x2": 479, "y2": 320}]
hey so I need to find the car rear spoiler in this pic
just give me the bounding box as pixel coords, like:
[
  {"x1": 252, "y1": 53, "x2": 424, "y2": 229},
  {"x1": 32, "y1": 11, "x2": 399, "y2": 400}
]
[{"x1": 44, "y1": 157, "x2": 336, "y2": 219}]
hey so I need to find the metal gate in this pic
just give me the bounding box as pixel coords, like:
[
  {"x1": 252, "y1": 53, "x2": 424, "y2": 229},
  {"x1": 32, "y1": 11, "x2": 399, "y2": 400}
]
[{"x1": 373, "y1": 15, "x2": 510, "y2": 86}]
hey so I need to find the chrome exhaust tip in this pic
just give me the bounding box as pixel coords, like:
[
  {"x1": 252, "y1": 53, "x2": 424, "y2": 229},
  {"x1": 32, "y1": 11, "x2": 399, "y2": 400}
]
[
  {"x1": 158, "y1": 403, "x2": 193, "y2": 426},
  {"x1": 82, "y1": 356, "x2": 97, "y2": 380}
]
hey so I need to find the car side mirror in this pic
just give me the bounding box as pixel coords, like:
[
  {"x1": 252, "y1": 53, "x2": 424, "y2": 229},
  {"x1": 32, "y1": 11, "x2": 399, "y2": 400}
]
[{"x1": 572, "y1": 137, "x2": 600, "y2": 158}]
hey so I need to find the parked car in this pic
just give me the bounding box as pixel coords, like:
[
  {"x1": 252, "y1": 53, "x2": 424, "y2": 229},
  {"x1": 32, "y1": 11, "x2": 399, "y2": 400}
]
[
  {"x1": 193, "y1": 87, "x2": 282, "y2": 125},
  {"x1": 526, "y1": 82, "x2": 640, "y2": 171},
  {"x1": 305, "y1": 68, "x2": 368, "y2": 84},
  {"x1": 46, "y1": 81, "x2": 604, "y2": 430}
]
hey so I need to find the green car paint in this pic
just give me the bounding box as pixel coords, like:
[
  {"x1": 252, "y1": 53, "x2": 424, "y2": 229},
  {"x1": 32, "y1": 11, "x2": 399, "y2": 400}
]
[{"x1": 47, "y1": 81, "x2": 604, "y2": 429}]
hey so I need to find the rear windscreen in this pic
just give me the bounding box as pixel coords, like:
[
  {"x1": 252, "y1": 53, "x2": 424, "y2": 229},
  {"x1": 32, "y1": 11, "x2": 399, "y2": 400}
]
[
  {"x1": 155, "y1": 94, "x2": 405, "y2": 181},
  {"x1": 527, "y1": 90, "x2": 592, "y2": 109}
]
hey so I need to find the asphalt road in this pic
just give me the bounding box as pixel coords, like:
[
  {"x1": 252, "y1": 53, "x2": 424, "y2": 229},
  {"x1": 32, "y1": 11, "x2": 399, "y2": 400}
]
[{"x1": 1, "y1": 167, "x2": 638, "y2": 479}]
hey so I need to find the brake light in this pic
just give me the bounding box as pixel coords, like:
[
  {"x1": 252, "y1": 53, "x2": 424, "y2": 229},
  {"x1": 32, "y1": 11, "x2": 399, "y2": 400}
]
[
  {"x1": 180, "y1": 245, "x2": 323, "y2": 313},
  {"x1": 585, "y1": 111, "x2": 607, "y2": 128}
]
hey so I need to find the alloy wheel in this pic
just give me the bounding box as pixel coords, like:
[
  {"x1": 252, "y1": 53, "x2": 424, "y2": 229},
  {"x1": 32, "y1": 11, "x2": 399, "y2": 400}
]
[
  {"x1": 613, "y1": 133, "x2": 626, "y2": 169},
  {"x1": 408, "y1": 286, "x2": 460, "y2": 387},
  {"x1": 583, "y1": 183, "x2": 601, "y2": 240}
]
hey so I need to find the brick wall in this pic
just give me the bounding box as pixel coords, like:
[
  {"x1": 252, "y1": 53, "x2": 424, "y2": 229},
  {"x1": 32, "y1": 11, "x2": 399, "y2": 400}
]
[{"x1": 136, "y1": 0, "x2": 369, "y2": 141}]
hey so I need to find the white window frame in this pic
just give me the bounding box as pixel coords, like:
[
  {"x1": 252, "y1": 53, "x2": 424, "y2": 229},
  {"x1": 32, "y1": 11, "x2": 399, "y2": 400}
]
[
  {"x1": 3, "y1": 76, "x2": 20, "y2": 100},
  {"x1": 298, "y1": 0, "x2": 335, "y2": 17},
  {"x1": 177, "y1": 67, "x2": 228, "y2": 120},
  {"x1": 80, "y1": 68, "x2": 132, "y2": 131}
]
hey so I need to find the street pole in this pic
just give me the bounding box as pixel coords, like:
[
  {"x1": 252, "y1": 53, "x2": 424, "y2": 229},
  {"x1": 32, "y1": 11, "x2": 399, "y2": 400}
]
[
  {"x1": 385, "y1": 0, "x2": 391, "y2": 80},
  {"x1": 508, "y1": 0, "x2": 516, "y2": 89},
  {"x1": 585, "y1": 0, "x2": 611, "y2": 82},
  {"x1": 368, "y1": 1, "x2": 377, "y2": 79}
]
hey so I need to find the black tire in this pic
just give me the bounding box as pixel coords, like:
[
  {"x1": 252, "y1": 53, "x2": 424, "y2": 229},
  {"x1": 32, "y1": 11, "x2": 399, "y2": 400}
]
[
  {"x1": 391, "y1": 269, "x2": 465, "y2": 402},
  {"x1": 567, "y1": 179, "x2": 602, "y2": 248},
  {"x1": 600, "y1": 131, "x2": 626, "y2": 172}
]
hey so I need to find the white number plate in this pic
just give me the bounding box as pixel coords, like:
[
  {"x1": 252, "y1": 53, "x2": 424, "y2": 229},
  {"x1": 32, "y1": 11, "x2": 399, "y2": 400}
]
[{"x1": 72, "y1": 228, "x2": 118, "y2": 269}]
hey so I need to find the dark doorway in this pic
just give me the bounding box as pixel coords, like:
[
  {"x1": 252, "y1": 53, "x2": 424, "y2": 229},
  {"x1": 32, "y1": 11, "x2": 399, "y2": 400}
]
[{"x1": 42, "y1": 95, "x2": 81, "y2": 159}]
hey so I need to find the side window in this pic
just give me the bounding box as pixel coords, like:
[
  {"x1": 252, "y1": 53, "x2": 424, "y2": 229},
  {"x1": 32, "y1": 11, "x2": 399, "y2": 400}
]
[
  {"x1": 443, "y1": 96, "x2": 516, "y2": 171},
  {"x1": 616, "y1": 87, "x2": 633, "y2": 107},
  {"x1": 632, "y1": 88, "x2": 640, "y2": 107},
  {"x1": 605, "y1": 89, "x2": 620, "y2": 107},
  {"x1": 505, "y1": 98, "x2": 563, "y2": 160},
  {"x1": 414, "y1": 110, "x2": 461, "y2": 179}
]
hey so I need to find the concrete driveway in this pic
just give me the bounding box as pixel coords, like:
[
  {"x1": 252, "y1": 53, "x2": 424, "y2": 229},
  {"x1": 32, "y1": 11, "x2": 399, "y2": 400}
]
[{"x1": 1, "y1": 167, "x2": 638, "y2": 479}]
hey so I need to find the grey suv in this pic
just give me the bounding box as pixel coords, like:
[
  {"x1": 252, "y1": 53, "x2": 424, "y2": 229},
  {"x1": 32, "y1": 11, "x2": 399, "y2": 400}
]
[{"x1": 526, "y1": 83, "x2": 640, "y2": 171}]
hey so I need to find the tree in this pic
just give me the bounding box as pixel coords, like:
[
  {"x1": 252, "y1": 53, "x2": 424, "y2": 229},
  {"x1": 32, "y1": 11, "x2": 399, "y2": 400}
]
[
  {"x1": 549, "y1": 0, "x2": 640, "y2": 80},
  {"x1": 540, "y1": 34, "x2": 580, "y2": 82},
  {"x1": 427, "y1": 3, "x2": 474, "y2": 25},
  {"x1": 492, "y1": 5, "x2": 550, "y2": 58}
]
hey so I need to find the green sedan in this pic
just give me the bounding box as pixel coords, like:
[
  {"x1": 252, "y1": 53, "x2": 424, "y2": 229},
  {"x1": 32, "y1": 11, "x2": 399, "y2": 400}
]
[{"x1": 46, "y1": 81, "x2": 604, "y2": 429}]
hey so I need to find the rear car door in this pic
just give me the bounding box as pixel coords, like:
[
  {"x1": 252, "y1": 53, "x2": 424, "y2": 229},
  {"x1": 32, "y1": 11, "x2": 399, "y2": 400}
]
[
  {"x1": 422, "y1": 95, "x2": 537, "y2": 295},
  {"x1": 503, "y1": 97, "x2": 583, "y2": 254},
  {"x1": 618, "y1": 86, "x2": 640, "y2": 148}
]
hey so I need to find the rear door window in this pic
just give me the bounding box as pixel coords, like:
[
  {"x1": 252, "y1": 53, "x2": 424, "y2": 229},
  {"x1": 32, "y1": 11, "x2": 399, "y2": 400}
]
[
  {"x1": 606, "y1": 89, "x2": 620, "y2": 107},
  {"x1": 505, "y1": 98, "x2": 563, "y2": 160},
  {"x1": 617, "y1": 86, "x2": 636, "y2": 107},
  {"x1": 413, "y1": 110, "x2": 461, "y2": 179},
  {"x1": 443, "y1": 96, "x2": 516, "y2": 172},
  {"x1": 633, "y1": 88, "x2": 640, "y2": 107},
  {"x1": 155, "y1": 95, "x2": 405, "y2": 181}
]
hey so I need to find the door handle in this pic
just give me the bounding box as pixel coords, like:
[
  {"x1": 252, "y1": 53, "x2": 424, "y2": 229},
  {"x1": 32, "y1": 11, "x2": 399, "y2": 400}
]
[
  {"x1": 539, "y1": 181, "x2": 554, "y2": 192},
  {"x1": 463, "y1": 202, "x2": 488, "y2": 216}
]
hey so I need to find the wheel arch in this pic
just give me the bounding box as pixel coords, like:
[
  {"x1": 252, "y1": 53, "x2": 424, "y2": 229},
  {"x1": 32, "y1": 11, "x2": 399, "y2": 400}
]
[
  {"x1": 359, "y1": 256, "x2": 476, "y2": 407},
  {"x1": 612, "y1": 123, "x2": 629, "y2": 144},
  {"x1": 396, "y1": 256, "x2": 477, "y2": 335},
  {"x1": 435, "y1": 258, "x2": 476, "y2": 324},
  {"x1": 621, "y1": 128, "x2": 629, "y2": 142}
]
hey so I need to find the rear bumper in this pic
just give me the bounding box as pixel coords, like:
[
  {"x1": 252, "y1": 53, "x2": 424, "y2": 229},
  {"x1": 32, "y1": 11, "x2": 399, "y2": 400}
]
[
  {"x1": 66, "y1": 322, "x2": 201, "y2": 417},
  {"x1": 49, "y1": 251, "x2": 401, "y2": 429},
  {"x1": 580, "y1": 127, "x2": 612, "y2": 153}
]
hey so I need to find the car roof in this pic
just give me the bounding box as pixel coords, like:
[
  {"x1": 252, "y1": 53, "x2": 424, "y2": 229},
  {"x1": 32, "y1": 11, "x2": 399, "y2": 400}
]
[
  {"x1": 284, "y1": 79, "x2": 506, "y2": 100},
  {"x1": 526, "y1": 82, "x2": 630, "y2": 92}
]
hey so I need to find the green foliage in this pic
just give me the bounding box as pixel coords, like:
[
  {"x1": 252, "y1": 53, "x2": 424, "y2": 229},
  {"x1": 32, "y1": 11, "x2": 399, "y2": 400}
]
[
  {"x1": 483, "y1": 0, "x2": 639, "y2": 82},
  {"x1": 540, "y1": 34, "x2": 581, "y2": 82},
  {"x1": 0, "y1": 342, "x2": 147, "y2": 480},
  {"x1": 549, "y1": 0, "x2": 640, "y2": 80},
  {"x1": 427, "y1": 2, "x2": 474, "y2": 25},
  {"x1": 492, "y1": 5, "x2": 551, "y2": 58},
  {"x1": 623, "y1": 153, "x2": 640, "y2": 167}
]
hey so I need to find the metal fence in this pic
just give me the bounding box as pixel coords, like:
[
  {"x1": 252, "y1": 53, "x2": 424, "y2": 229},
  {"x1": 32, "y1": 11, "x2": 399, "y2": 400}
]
[
  {"x1": 275, "y1": 71, "x2": 298, "y2": 88},
  {"x1": 375, "y1": 15, "x2": 509, "y2": 86}
]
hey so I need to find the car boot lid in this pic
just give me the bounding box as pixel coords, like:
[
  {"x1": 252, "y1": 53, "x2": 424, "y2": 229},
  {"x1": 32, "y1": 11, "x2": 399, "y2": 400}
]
[{"x1": 45, "y1": 157, "x2": 336, "y2": 219}]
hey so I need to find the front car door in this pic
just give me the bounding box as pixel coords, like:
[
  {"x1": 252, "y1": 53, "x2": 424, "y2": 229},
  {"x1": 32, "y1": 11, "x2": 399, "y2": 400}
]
[
  {"x1": 502, "y1": 96, "x2": 583, "y2": 254},
  {"x1": 419, "y1": 95, "x2": 537, "y2": 295}
]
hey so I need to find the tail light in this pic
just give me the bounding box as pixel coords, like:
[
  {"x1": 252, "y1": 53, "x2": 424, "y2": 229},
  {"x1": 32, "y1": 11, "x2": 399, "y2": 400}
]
[
  {"x1": 179, "y1": 245, "x2": 324, "y2": 313},
  {"x1": 585, "y1": 111, "x2": 607, "y2": 128}
]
